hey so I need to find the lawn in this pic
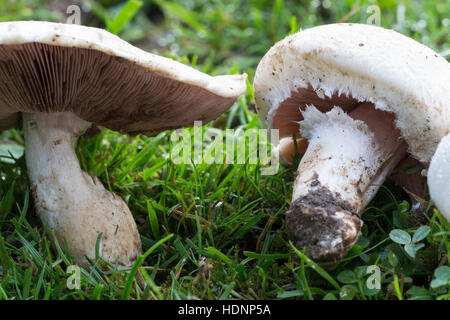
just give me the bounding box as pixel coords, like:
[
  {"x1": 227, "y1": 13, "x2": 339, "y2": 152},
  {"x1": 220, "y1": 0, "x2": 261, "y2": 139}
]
[{"x1": 0, "y1": 0, "x2": 449, "y2": 300}]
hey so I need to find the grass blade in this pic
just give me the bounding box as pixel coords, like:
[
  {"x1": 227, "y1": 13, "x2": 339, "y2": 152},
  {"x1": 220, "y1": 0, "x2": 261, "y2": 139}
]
[
  {"x1": 121, "y1": 234, "x2": 173, "y2": 300},
  {"x1": 289, "y1": 241, "x2": 341, "y2": 291},
  {"x1": 106, "y1": 0, "x2": 143, "y2": 35}
]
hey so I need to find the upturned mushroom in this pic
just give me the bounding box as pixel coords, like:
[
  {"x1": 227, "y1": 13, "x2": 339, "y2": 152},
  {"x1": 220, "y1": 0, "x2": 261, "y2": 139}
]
[
  {"x1": 253, "y1": 23, "x2": 450, "y2": 262},
  {"x1": 0, "y1": 21, "x2": 247, "y2": 267}
]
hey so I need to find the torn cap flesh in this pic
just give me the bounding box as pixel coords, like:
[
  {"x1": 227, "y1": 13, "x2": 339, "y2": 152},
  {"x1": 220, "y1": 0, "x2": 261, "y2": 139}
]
[
  {"x1": 253, "y1": 23, "x2": 450, "y2": 262},
  {"x1": 0, "y1": 21, "x2": 247, "y2": 267}
]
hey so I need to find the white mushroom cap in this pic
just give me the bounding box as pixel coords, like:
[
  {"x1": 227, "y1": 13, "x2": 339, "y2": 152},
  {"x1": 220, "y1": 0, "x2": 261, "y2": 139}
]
[
  {"x1": 0, "y1": 21, "x2": 247, "y2": 134},
  {"x1": 254, "y1": 23, "x2": 450, "y2": 163}
]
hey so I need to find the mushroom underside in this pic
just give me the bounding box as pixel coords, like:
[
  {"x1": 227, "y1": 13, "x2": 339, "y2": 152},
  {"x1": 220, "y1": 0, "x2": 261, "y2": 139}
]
[
  {"x1": 274, "y1": 85, "x2": 419, "y2": 261},
  {"x1": 0, "y1": 42, "x2": 237, "y2": 135}
]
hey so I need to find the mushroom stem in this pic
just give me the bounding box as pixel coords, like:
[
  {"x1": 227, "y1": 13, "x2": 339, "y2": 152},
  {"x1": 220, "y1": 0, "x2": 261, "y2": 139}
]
[
  {"x1": 428, "y1": 133, "x2": 450, "y2": 222},
  {"x1": 287, "y1": 103, "x2": 407, "y2": 261},
  {"x1": 23, "y1": 112, "x2": 142, "y2": 267}
]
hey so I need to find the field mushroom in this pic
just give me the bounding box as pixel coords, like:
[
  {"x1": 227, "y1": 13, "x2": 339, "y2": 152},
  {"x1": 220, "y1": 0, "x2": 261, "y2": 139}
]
[
  {"x1": 0, "y1": 21, "x2": 247, "y2": 267},
  {"x1": 428, "y1": 134, "x2": 450, "y2": 222},
  {"x1": 253, "y1": 23, "x2": 450, "y2": 262}
]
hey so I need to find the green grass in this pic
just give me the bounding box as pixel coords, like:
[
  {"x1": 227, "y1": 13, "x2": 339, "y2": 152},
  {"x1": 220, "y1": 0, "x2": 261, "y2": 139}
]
[{"x1": 0, "y1": 0, "x2": 449, "y2": 300}]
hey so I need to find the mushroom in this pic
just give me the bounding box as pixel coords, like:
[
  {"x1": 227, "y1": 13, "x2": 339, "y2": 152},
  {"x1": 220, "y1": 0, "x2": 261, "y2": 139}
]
[
  {"x1": 0, "y1": 21, "x2": 247, "y2": 267},
  {"x1": 253, "y1": 23, "x2": 450, "y2": 262},
  {"x1": 428, "y1": 134, "x2": 450, "y2": 222}
]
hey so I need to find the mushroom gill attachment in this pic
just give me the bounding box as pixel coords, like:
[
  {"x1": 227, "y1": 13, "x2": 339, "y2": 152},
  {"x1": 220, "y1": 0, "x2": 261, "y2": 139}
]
[{"x1": 253, "y1": 23, "x2": 450, "y2": 262}]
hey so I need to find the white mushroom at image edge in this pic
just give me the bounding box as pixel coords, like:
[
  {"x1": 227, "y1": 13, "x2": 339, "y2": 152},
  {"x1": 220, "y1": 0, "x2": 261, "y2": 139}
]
[
  {"x1": 253, "y1": 23, "x2": 450, "y2": 262},
  {"x1": 0, "y1": 21, "x2": 247, "y2": 268},
  {"x1": 428, "y1": 134, "x2": 450, "y2": 223}
]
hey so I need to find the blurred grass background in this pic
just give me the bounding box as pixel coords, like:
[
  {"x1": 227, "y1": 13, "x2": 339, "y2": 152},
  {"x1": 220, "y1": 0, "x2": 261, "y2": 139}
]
[{"x1": 0, "y1": 0, "x2": 449, "y2": 300}]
